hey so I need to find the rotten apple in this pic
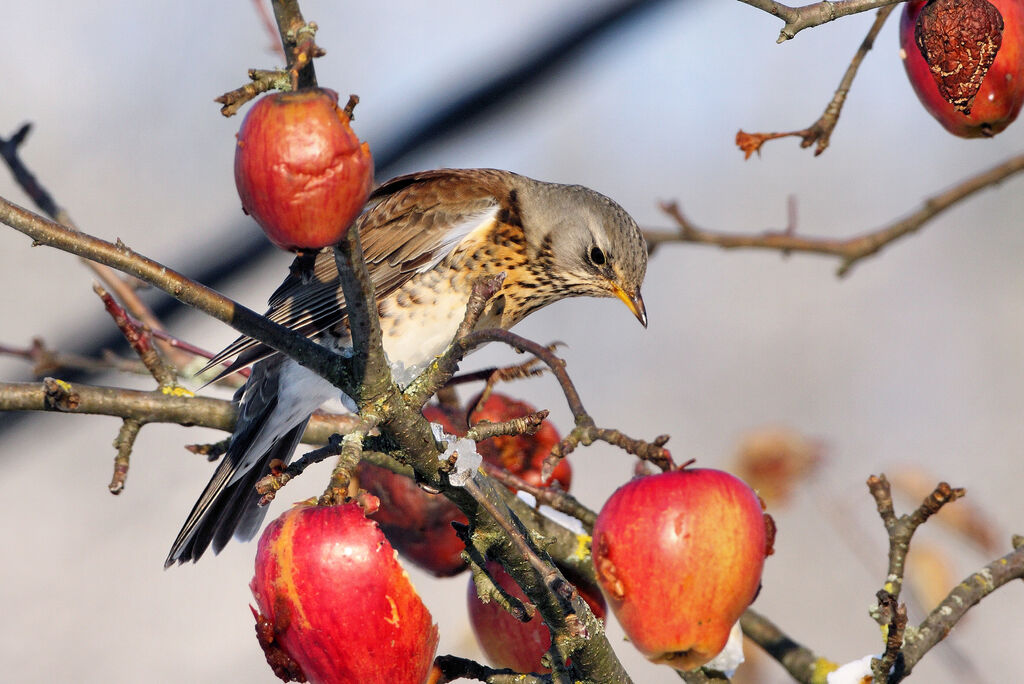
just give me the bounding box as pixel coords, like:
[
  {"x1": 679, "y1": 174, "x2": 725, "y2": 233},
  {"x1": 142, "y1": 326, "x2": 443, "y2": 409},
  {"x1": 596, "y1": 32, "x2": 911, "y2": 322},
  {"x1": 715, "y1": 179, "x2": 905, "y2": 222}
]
[
  {"x1": 901, "y1": 0, "x2": 1024, "y2": 137},
  {"x1": 467, "y1": 561, "x2": 606, "y2": 673},
  {"x1": 235, "y1": 88, "x2": 373, "y2": 250},
  {"x1": 592, "y1": 468, "x2": 769, "y2": 671},
  {"x1": 251, "y1": 501, "x2": 438, "y2": 684}
]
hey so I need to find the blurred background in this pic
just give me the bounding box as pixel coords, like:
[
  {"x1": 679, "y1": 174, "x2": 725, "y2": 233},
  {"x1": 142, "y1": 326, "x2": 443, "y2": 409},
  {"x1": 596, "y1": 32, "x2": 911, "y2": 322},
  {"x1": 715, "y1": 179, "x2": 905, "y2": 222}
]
[{"x1": 2, "y1": 1, "x2": 1023, "y2": 682}]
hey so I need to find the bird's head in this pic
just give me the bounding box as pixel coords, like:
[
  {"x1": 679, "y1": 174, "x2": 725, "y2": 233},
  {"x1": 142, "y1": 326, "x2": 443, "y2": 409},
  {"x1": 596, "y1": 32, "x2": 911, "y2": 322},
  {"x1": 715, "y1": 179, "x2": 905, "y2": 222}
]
[{"x1": 527, "y1": 181, "x2": 648, "y2": 327}]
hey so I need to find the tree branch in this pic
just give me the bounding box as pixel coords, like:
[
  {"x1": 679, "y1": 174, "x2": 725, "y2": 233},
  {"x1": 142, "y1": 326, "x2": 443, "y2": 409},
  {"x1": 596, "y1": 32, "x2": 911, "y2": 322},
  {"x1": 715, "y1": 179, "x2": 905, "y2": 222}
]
[
  {"x1": 1, "y1": 123, "x2": 189, "y2": 365},
  {"x1": 897, "y1": 539, "x2": 1024, "y2": 679},
  {"x1": 0, "y1": 379, "x2": 361, "y2": 443},
  {"x1": 736, "y1": 4, "x2": 895, "y2": 156},
  {"x1": 646, "y1": 151, "x2": 1024, "y2": 276},
  {"x1": 738, "y1": 0, "x2": 902, "y2": 42},
  {"x1": 740, "y1": 609, "x2": 835, "y2": 683},
  {"x1": 0, "y1": 196, "x2": 350, "y2": 387}
]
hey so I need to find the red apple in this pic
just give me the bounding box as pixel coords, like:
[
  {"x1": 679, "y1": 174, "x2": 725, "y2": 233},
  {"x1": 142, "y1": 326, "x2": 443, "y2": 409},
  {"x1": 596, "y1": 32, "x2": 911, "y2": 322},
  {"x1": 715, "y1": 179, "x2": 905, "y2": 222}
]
[
  {"x1": 467, "y1": 561, "x2": 606, "y2": 673},
  {"x1": 470, "y1": 394, "x2": 571, "y2": 491},
  {"x1": 592, "y1": 468, "x2": 768, "y2": 671},
  {"x1": 235, "y1": 88, "x2": 373, "y2": 250},
  {"x1": 901, "y1": 0, "x2": 1024, "y2": 137},
  {"x1": 251, "y1": 502, "x2": 438, "y2": 684}
]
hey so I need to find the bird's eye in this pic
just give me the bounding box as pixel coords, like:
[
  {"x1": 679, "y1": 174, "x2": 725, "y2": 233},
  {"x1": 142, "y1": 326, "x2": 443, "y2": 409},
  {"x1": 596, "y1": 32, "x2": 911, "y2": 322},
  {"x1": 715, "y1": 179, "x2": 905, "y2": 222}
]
[{"x1": 589, "y1": 246, "x2": 606, "y2": 265}]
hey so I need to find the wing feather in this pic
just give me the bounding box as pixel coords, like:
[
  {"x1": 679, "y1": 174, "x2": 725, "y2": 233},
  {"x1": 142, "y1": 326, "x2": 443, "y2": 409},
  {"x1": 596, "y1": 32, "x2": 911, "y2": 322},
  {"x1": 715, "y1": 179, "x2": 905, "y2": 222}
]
[{"x1": 198, "y1": 169, "x2": 509, "y2": 377}]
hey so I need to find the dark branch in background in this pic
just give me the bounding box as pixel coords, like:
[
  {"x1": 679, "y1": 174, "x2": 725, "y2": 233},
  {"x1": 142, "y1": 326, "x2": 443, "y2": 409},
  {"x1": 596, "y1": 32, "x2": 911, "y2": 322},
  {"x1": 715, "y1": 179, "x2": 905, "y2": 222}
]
[
  {"x1": 644, "y1": 151, "x2": 1024, "y2": 277},
  {"x1": 739, "y1": 610, "x2": 829, "y2": 684},
  {"x1": 0, "y1": 124, "x2": 189, "y2": 368},
  {"x1": 677, "y1": 668, "x2": 730, "y2": 683},
  {"x1": 738, "y1": 0, "x2": 902, "y2": 42},
  {"x1": 736, "y1": 5, "x2": 895, "y2": 157}
]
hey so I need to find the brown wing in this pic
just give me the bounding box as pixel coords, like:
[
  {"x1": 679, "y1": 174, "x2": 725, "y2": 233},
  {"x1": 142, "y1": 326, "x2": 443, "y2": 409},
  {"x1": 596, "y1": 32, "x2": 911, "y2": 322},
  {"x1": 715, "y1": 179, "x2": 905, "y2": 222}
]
[{"x1": 200, "y1": 169, "x2": 515, "y2": 378}]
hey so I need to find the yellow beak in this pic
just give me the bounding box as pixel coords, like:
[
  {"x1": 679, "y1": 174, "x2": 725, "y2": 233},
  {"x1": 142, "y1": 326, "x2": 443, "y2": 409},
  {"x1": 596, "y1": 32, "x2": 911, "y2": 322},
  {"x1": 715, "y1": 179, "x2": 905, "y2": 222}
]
[{"x1": 611, "y1": 282, "x2": 647, "y2": 328}]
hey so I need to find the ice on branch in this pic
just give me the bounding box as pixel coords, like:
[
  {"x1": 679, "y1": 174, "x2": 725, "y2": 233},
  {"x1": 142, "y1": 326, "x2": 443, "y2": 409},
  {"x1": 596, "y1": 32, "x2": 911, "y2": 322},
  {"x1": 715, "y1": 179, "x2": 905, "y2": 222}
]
[{"x1": 431, "y1": 422, "x2": 481, "y2": 486}]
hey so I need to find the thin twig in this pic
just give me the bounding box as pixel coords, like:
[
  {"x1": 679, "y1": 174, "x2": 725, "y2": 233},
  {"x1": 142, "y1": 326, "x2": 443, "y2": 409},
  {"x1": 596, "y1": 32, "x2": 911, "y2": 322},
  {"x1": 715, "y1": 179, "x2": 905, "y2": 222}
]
[
  {"x1": 0, "y1": 338, "x2": 148, "y2": 377},
  {"x1": 467, "y1": 557, "x2": 534, "y2": 623},
  {"x1": 215, "y1": 69, "x2": 292, "y2": 117},
  {"x1": 270, "y1": 0, "x2": 321, "y2": 90},
  {"x1": 736, "y1": 5, "x2": 895, "y2": 156},
  {"x1": 321, "y1": 418, "x2": 381, "y2": 505},
  {"x1": 255, "y1": 434, "x2": 344, "y2": 505},
  {"x1": 468, "y1": 351, "x2": 551, "y2": 416},
  {"x1": 93, "y1": 284, "x2": 183, "y2": 392},
  {"x1": 108, "y1": 418, "x2": 142, "y2": 494},
  {"x1": 647, "y1": 151, "x2": 1024, "y2": 277},
  {"x1": 482, "y1": 461, "x2": 598, "y2": 531},
  {"x1": 466, "y1": 410, "x2": 549, "y2": 442},
  {"x1": 868, "y1": 475, "x2": 966, "y2": 601},
  {"x1": 402, "y1": 274, "x2": 508, "y2": 409},
  {"x1": 738, "y1": 0, "x2": 902, "y2": 42}
]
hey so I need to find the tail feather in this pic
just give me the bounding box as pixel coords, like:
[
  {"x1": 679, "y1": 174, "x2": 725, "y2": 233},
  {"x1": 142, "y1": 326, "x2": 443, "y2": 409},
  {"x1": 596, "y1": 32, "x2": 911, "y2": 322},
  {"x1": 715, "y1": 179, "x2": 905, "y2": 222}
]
[{"x1": 165, "y1": 357, "x2": 337, "y2": 567}]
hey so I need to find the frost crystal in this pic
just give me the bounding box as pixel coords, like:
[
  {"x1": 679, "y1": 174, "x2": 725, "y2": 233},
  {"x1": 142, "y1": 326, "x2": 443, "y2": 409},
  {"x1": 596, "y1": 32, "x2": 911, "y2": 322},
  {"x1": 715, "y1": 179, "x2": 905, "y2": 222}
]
[{"x1": 431, "y1": 423, "x2": 481, "y2": 486}]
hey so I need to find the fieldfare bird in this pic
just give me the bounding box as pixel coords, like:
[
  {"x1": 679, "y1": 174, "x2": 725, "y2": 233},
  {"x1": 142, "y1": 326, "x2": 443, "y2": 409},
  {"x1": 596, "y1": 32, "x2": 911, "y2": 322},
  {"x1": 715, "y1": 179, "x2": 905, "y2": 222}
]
[{"x1": 166, "y1": 168, "x2": 648, "y2": 566}]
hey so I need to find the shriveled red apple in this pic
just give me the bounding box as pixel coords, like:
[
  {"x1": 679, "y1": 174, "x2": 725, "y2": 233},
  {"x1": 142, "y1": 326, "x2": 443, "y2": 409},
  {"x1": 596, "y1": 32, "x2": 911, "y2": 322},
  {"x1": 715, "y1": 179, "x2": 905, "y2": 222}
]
[
  {"x1": 235, "y1": 87, "x2": 373, "y2": 250},
  {"x1": 592, "y1": 468, "x2": 769, "y2": 671},
  {"x1": 251, "y1": 501, "x2": 438, "y2": 684},
  {"x1": 901, "y1": 0, "x2": 1024, "y2": 137}
]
